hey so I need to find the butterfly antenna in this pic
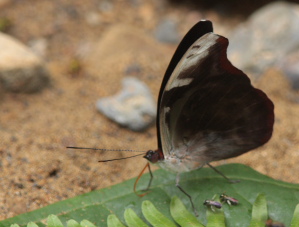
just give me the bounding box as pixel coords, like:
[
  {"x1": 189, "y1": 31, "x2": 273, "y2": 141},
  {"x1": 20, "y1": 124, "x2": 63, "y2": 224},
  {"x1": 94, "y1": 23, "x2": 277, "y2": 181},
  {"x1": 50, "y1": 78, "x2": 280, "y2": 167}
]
[
  {"x1": 66, "y1": 146, "x2": 145, "y2": 153},
  {"x1": 98, "y1": 153, "x2": 144, "y2": 162},
  {"x1": 66, "y1": 147, "x2": 146, "y2": 162}
]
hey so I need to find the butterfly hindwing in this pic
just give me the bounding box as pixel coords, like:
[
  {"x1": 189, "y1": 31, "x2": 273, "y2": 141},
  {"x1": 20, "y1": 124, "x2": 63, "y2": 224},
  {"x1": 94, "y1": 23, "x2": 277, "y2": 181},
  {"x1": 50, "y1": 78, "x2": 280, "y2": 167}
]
[{"x1": 159, "y1": 32, "x2": 274, "y2": 169}]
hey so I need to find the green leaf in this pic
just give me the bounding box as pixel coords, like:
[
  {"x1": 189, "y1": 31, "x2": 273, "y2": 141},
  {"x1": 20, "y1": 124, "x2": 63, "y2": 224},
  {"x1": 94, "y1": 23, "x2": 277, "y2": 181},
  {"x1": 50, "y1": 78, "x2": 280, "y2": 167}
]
[
  {"x1": 124, "y1": 208, "x2": 149, "y2": 227},
  {"x1": 291, "y1": 204, "x2": 299, "y2": 227},
  {"x1": 27, "y1": 223, "x2": 39, "y2": 227},
  {"x1": 107, "y1": 215, "x2": 126, "y2": 227},
  {"x1": 142, "y1": 200, "x2": 177, "y2": 227},
  {"x1": 66, "y1": 220, "x2": 80, "y2": 227},
  {"x1": 10, "y1": 225, "x2": 20, "y2": 227},
  {"x1": 205, "y1": 195, "x2": 225, "y2": 227},
  {"x1": 80, "y1": 220, "x2": 97, "y2": 227},
  {"x1": 47, "y1": 215, "x2": 64, "y2": 227},
  {"x1": 170, "y1": 196, "x2": 204, "y2": 227},
  {"x1": 1, "y1": 164, "x2": 299, "y2": 227},
  {"x1": 249, "y1": 194, "x2": 267, "y2": 227}
]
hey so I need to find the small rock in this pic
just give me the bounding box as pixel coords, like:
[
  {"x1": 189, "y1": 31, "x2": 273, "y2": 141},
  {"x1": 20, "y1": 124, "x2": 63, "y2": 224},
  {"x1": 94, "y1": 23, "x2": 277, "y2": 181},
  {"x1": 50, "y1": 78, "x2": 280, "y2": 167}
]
[
  {"x1": 228, "y1": 1, "x2": 299, "y2": 75},
  {"x1": 0, "y1": 32, "x2": 50, "y2": 93},
  {"x1": 96, "y1": 77, "x2": 156, "y2": 131},
  {"x1": 154, "y1": 18, "x2": 180, "y2": 44},
  {"x1": 124, "y1": 63, "x2": 142, "y2": 76}
]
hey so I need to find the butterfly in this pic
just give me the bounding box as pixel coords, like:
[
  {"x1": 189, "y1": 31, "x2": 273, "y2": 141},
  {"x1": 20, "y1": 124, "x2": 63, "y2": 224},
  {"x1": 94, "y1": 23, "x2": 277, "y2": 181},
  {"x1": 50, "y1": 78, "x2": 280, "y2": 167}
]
[
  {"x1": 142, "y1": 20, "x2": 274, "y2": 214},
  {"x1": 68, "y1": 20, "x2": 274, "y2": 216}
]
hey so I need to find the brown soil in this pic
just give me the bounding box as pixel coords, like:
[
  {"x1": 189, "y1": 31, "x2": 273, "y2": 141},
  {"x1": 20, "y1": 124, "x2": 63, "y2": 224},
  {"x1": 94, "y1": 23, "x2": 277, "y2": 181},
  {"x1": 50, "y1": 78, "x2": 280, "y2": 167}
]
[{"x1": 0, "y1": 0, "x2": 298, "y2": 220}]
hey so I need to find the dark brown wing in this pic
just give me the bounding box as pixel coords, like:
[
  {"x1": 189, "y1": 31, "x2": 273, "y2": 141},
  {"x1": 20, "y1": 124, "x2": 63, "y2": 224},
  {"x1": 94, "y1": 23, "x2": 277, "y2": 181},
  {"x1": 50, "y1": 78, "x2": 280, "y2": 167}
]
[{"x1": 160, "y1": 33, "x2": 274, "y2": 164}]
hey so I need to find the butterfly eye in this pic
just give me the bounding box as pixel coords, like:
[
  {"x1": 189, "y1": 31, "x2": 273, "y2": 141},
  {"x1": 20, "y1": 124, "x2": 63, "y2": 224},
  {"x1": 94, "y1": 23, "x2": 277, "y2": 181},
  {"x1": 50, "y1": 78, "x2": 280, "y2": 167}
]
[{"x1": 144, "y1": 150, "x2": 161, "y2": 163}]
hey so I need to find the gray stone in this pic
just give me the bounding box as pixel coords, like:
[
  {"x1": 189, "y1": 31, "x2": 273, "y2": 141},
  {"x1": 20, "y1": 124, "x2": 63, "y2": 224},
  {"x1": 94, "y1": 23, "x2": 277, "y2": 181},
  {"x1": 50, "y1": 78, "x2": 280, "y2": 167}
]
[
  {"x1": 228, "y1": 1, "x2": 299, "y2": 75},
  {"x1": 96, "y1": 77, "x2": 156, "y2": 131},
  {"x1": 124, "y1": 63, "x2": 142, "y2": 76},
  {"x1": 0, "y1": 32, "x2": 50, "y2": 93},
  {"x1": 154, "y1": 18, "x2": 180, "y2": 44}
]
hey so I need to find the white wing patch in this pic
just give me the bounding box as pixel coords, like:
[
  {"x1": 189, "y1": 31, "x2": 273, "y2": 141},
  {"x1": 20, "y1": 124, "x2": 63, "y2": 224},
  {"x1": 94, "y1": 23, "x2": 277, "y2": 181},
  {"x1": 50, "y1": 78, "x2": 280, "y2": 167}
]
[
  {"x1": 165, "y1": 33, "x2": 218, "y2": 91},
  {"x1": 166, "y1": 77, "x2": 193, "y2": 89}
]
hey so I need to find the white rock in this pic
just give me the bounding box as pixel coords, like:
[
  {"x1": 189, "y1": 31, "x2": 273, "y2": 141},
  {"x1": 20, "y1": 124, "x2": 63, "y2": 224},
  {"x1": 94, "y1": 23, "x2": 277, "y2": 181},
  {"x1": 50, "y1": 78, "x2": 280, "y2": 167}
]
[{"x1": 0, "y1": 32, "x2": 50, "y2": 93}]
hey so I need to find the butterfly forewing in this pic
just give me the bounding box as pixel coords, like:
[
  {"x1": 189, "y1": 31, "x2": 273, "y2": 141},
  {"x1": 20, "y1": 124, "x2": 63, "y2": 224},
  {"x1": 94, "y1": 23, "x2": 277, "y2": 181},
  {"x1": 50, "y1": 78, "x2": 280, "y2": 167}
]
[
  {"x1": 156, "y1": 20, "x2": 213, "y2": 150},
  {"x1": 159, "y1": 33, "x2": 274, "y2": 172}
]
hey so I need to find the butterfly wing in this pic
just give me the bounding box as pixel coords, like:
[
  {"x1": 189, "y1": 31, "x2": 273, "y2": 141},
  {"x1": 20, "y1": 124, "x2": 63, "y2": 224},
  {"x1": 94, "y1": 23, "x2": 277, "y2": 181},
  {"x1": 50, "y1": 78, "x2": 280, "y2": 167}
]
[
  {"x1": 157, "y1": 20, "x2": 213, "y2": 149},
  {"x1": 159, "y1": 31, "x2": 274, "y2": 172}
]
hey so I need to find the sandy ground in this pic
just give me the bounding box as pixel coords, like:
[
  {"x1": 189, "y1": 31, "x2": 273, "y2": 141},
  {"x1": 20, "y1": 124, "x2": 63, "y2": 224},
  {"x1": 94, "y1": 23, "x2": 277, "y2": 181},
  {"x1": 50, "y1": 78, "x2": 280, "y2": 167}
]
[{"x1": 0, "y1": 0, "x2": 298, "y2": 220}]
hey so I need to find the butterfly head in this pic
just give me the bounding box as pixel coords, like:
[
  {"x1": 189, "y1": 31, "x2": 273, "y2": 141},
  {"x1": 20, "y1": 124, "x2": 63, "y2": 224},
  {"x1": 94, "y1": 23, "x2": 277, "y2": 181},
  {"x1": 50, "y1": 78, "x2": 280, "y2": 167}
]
[{"x1": 144, "y1": 149, "x2": 164, "y2": 163}]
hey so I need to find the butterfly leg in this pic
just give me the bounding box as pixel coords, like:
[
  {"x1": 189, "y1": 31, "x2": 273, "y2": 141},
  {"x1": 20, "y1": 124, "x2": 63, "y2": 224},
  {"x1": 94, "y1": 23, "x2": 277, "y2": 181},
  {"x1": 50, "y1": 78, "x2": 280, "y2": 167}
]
[
  {"x1": 206, "y1": 163, "x2": 240, "y2": 183},
  {"x1": 134, "y1": 163, "x2": 152, "y2": 197},
  {"x1": 176, "y1": 173, "x2": 198, "y2": 216},
  {"x1": 143, "y1": 164, "x2": 153, "y2": 191}
]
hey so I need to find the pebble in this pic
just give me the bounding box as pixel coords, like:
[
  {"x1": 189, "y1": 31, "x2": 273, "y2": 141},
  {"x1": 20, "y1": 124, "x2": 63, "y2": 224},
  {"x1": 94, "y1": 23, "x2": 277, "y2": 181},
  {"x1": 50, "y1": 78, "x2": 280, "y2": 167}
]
[
  {"x1": 154, "y1": 18, "x2": 180, "y2": 44},
  {"x1": 96, "y1": 77, "x2": 156, "y2": 131},
  {"x1": 124, "y1": 63, "x2": 142, "y2": 76},
  {"x1": 0, "y1": 32, "x2": 50, "y2": 93}
]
